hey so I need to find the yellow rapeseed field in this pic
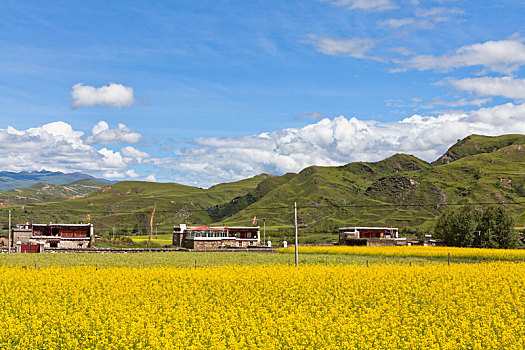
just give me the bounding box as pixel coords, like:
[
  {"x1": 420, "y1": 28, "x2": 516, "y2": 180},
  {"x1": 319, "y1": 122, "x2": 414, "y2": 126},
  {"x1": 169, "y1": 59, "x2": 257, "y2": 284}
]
[
  {"x1": 278, "y1": 245, "x2": 525, "y2": 261},
  {"x1": 0, "y1": 263, "x2": 524, "y2": 349}
]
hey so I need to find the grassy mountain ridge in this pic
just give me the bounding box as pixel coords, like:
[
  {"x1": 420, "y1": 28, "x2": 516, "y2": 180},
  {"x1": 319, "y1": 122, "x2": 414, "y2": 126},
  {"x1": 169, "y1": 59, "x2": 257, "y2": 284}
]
[
  {"x1": 433, "y1": 134, "x2": 525, "y2": 165},
  {"x1": 0, "y1": 179, "x2": 108, "y2": 206},
  {"x1": 0, "y1": 170, "x2": 111, "y2": 190},
  {"x1": 2, "y1": 135, "x2": 525, "y2": 238},
  {"x1": 1, "y1": 174, "x2": 272, "y2": 233}
]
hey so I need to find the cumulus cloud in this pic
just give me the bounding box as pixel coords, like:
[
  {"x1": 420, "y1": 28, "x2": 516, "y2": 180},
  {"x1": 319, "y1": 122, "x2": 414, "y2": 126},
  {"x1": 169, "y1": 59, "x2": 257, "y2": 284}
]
[
  {"x1": 85, "y1": 121, "x2": 142, "y2": 145},
  {"x1": 310, "y1": 36, "x2": 378, "y2": 59},
  {"x1": 71, "y1": 83, "x2": 136, "y2": 109},
  {"x1": 403, "y1": 38, "x2": 525, "y2": 73},
  {"x1": 0, "y1": 121, "x2": 152, "y2": 183},
  {"x1": 0, "y1": 121, "x2": 128, "y2": 174},
  {"x1": 121, "y1": 146, "x2": 151, "y2": 163},
  {"x1": 325, "y1": 0, "x2": 397, "y2": 11},
  {"x1": 125, "y1": 169, "x2": 140, "y2": 178},
  {"x1": 154, "y1": 103, "x2": 525, "y2": 187},
  {"x1": 446, "y1": 76, "x2": 525, "y2": 100}
]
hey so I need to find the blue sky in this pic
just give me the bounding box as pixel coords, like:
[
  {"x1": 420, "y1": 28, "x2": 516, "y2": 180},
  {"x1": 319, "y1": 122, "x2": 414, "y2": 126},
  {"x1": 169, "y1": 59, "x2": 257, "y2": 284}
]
[{"x1": 1, "y1": 0, "x2": 525, "y2": 186}]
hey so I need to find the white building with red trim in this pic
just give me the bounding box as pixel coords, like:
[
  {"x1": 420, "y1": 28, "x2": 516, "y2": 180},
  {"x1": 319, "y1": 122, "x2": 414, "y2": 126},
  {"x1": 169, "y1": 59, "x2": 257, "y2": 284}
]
[{"x1": 173, "y1": 224, "x2": 260, "y2": 249}]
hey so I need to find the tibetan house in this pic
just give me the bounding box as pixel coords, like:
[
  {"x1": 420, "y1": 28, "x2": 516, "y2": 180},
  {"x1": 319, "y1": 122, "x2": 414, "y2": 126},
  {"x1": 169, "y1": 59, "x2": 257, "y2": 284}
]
[
  {"x1": 173, "y1": 224, "x2": 260, "y2": 249},
  {"x1": 12, "y1": 223, "x2": 94, "y2": 252},
  {"x1": 339, "y1": 226, "x2": 406, "y2": 246}
]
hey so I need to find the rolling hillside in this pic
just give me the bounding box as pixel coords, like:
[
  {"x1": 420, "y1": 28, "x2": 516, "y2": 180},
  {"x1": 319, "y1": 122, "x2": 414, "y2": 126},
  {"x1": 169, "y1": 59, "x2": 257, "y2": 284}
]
[
  {"x1": 2, "y1": 134, "x2": 525, "y2": 238},
  {"x1": 1, "y1": 174, "x2": 273, "y2": 234},
  {"x1": 0, "y1": 179, "x2": 108, "y2": 206},
  {"x1": 0, "y1": 170, "x2": 111, "y2": 190}
]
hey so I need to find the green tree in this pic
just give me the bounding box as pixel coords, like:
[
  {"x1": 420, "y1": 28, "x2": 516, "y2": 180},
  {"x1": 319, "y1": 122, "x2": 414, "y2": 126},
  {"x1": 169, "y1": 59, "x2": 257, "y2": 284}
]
[
  {"x1": 478, "y1": 206, "x2": 517, "y2": 249},
  {"x1": 434, "y1": 205, "x2": 518, "y2": 248},
  {"x1": 434, "y1": 206, "x2": 481, "y2": 247}
]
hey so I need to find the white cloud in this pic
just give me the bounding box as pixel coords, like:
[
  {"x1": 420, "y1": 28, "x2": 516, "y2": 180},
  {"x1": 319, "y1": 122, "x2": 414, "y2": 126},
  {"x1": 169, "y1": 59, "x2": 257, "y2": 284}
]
[
  {"x1": 310, "y1": 36, "x2": 378, "y2": 59},
  {"x1": 98, "y1": 148, "x2": 126, "y2": 168},
  {"x1": 154, "y1": 103, "x2": 525, "y2": 187},
  {"x1": 103, "y1": 171, "x2": 126, "y2": 179},
  {"x1": 434, "y1": 98, "x2": 492, "y2": 108},
  {"x1": 326, "y1": 0, "x2": 397, "y2": 11},
  {"x1": 379, "y1": 7, "x2": 463, "y2": 30},
  {"x1": 71, "y1": 83, "x2": 136, "y2": 109},
  {"x1": 121, "y1": 146, "x2": 151, "y2": 163},
  {"x1": 446, "y1": 76, "x2": 525, "y2": 99},
  {"x1": 85, "y1": 121, "x2": 142, "y2": 145},
  {"x1": 403, "y1": 38, "x2": 525, "y2": 73},
  {"x1": 0, "y1": 121, "x2": 133, "y2": 176},
  {"x1": 145, "y1": 174, "x2": 157, "y2": 182},
  {"x1": 125, "y1": 169, "x2": 140, "y2": 178}
]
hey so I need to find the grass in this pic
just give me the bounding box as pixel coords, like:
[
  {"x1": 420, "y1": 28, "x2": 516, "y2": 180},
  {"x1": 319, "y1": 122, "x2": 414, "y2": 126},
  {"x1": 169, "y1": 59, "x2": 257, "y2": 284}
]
[
  {"x1": 278, "y1": 245, "x2": 525, "y2": 262},
  {"x1": 0, "y1": 250, "x2": 484, "y2": 268},
  {"x1": 129, "y1": 233, "x2": 173, "y2": 246}
]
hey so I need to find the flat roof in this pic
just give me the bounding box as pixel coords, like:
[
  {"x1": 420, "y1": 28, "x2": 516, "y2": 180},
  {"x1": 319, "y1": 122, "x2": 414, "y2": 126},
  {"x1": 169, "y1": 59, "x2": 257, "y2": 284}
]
[
  {"x1": 175, "y1": 225, "x2": 259, "y2": 230},
  {"x1": 32, "y1": 224, "x2": 92, "y2": 227},
  {"x1": 227, "y1": 227, "x2": 260, "y2": 230},
  {"x1": 339, "y1": 227, "x2": 398, "y2": 230}
]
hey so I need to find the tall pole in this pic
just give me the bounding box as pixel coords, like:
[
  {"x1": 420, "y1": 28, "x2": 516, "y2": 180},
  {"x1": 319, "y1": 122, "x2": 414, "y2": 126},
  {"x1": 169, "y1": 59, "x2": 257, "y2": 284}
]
[
  {"x1": 8, "y1": 210, "x2": 11, "y2": 254},
  {"x1": 294, "y1": 202, "x2": 298, "y2": 266},
  {"x1": 263, "y1": 218, "x2": 266, "y2": 246},
  {"x1": 148, "y1": 202, "x2": 157, "y2": 250}
]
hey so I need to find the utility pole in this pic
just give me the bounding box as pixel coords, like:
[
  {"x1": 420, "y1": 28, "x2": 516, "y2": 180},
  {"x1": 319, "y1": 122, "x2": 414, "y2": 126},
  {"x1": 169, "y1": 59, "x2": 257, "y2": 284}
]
[
  {"x1": 294, "y1": 202, "x2": 298, "y2": 266},
  {"x1": 148, "y1": 202, "x2": 157, "y2": 250},
  {"x1": 263, "y1": 218, "x2": 266, "y2": 246},
  {"x1": 155, "y1": 224, "x2": 158, "y2": 239},
  {"x1": 8, "y1": 210, "x2": 11, "y2": 254}
]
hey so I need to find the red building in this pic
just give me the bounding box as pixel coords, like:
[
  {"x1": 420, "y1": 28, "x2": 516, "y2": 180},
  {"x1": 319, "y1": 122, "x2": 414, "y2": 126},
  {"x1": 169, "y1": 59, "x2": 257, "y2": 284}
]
[{"x1": 12, "y1": 223, "x2": 94, "y2": 252}]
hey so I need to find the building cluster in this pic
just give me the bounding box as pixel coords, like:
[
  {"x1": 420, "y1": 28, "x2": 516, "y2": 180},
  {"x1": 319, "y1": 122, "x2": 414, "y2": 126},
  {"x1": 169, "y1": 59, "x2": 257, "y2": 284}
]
[{"x1": 2, "y1": 220, "x2": 421, "y2": 253}]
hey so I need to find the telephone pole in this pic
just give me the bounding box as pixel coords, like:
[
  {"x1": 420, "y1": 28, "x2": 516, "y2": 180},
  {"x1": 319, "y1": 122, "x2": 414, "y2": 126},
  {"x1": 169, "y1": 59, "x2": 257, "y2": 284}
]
[
  {"x1": 263, "y1": 218, "x2": 266, "y2": 246},
  {"x1": 294, "y1": 202, "x2": 298, "y2": 266},
  {"x1": 8, "y1": 210, "x2": 11, "y2": 254}
]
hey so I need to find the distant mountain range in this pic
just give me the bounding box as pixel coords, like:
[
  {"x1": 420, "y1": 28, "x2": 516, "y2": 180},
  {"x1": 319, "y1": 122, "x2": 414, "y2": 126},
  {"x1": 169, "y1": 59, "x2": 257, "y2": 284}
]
[
  {"x1": 3, "y1": 134, "x2": 525, "y2": 241},
  {"x1": 0, "y1": 170, "x2": 111, "y2": 191},
  {"x1": 0, "y1": 179, "x2": 109, "y2": 206}
]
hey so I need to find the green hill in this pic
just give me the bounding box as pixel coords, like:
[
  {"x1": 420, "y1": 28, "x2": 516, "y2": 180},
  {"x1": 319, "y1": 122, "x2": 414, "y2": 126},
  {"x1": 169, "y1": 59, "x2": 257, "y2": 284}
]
[
  {"x1": 0, "y1": 170, "x2": 111, "y2": 190},
  {"x1": 2, "y1": 134, "x2": 525, "y2": 240},
  {"x1": 433, "y1": 134, "x2": 525, "y2": 165},
  {"x1": 0, "y1": 179, "x2": 107, "y2": 206},
  {"x1": 2, "y1": 174, "x2": 272, "y2": 234}
]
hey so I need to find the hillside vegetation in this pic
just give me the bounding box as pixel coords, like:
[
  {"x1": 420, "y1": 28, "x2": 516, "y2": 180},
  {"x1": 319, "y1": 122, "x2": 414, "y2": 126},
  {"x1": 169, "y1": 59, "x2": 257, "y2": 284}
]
[
  {"x1": 0, "y1": 170, "x2": 110, "y2": 190},
  {"x1": 0, "y1": 179, "x2": 107, "y2": 206},
  {"x1": 2, "y1": 134, "x2": 525, "y2": 237}
]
